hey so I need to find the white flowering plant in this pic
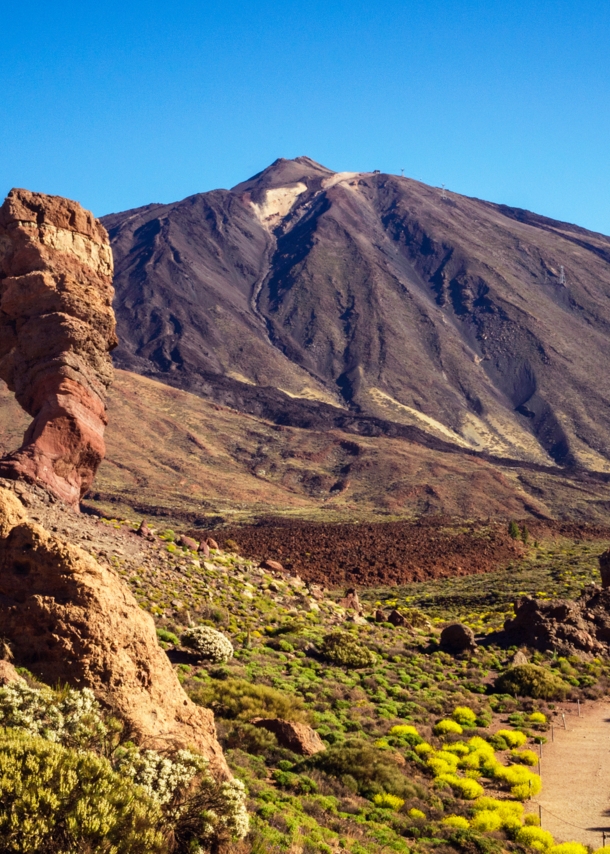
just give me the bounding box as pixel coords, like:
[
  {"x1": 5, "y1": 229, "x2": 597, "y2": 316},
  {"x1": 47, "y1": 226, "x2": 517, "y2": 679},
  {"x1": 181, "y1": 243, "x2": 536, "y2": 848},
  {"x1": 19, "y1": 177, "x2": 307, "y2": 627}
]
[
  {"x1": 0, "y1": 681, "x2": 250, "y2": 850},
  {"x1": 0, "y1": 682, "x2": 107, "y2": 748},
  {"x1": 181, "y1": 626, "x2": 234, "y2": 663},
  {"x1": 116, "y1": 743, "x2": 249, "y2": 843}
]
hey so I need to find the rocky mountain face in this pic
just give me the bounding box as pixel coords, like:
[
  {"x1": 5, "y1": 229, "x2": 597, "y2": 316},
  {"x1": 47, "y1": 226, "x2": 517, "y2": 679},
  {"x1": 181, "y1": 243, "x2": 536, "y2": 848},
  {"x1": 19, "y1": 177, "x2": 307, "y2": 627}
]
[
  {"x1": 0, "y1": 189, "x2": 117, "y2": 507},
  {"x1": 104, "y1": 157, "x2": 610, "y2": 473}
]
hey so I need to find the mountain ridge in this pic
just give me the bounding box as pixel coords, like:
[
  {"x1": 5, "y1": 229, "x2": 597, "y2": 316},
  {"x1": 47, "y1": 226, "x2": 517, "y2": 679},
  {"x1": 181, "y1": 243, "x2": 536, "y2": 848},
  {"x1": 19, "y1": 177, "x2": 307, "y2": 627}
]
[{"x1": 102, "y1": 157, "x2": 610, "y2": 476}]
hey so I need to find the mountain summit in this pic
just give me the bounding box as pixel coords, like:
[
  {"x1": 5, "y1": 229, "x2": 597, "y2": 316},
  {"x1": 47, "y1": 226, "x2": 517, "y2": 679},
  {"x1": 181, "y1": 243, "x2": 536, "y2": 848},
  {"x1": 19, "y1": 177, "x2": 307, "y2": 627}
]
[{"x1": 103, "y1": 158, "x2": 610, "y2": 471}]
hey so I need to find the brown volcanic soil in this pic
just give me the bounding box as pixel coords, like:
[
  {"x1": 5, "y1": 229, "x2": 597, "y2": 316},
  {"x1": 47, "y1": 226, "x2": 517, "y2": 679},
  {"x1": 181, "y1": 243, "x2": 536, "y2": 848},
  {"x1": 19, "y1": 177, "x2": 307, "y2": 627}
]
[
  {"x1": 200, "y1": 516, "x2": 610, "y2": 587},
  {"x1": 199, "y1": 518, "x2": 527, "y2": 586},
  {"x1": 5, "y1": 371, "x2": 610, "y2": 526},
  {"x1": 201, "y1": 518, "x2": 610, "y2": 587}
]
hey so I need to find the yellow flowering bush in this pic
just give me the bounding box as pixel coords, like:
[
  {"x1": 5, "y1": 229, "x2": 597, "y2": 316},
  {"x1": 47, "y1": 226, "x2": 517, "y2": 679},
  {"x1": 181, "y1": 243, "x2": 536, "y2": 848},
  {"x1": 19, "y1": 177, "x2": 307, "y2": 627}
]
[
  {"x1": 511, "y1": 748, "x2": 539, "y2": 766},
  {"x1": 373, "y1": 793, "x2": 405, "y2": 811},
  {"x1": 550, "y1": 844, "x2": 587, "y2": 854},
  {"x1": 434, "y1": 719, "x2": 463, "y2": 736},
  {"x1": 443, "y1": 815, "x2": 470, "y2": 829},
  {"x1": 495, "y1": 729, "x2": 528, "y2": 748},
  {"x1": 471, "y1": 809, "x2": 502, "y2": 832},
  {"x1": 516, "y1": 826, "x2": 554, "y2": 851},
  {"x1": 452, "y1": 706, "x2": 477, "y2": 726}
]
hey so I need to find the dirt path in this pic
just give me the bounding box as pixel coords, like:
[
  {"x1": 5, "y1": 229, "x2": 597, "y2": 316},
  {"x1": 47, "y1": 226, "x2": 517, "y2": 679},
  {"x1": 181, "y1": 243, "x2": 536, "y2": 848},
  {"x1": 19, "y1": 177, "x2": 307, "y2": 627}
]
[{"x1": 533, "y1": 701, "x2": 610, "y2": 847}]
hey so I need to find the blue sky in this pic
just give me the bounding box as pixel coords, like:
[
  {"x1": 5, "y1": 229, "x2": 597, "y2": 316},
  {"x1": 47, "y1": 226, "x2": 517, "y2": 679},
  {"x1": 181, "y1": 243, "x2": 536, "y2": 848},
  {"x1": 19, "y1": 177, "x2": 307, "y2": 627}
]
[{"x1": 1, "y1": 1, "x2": 609, "y2": 232}]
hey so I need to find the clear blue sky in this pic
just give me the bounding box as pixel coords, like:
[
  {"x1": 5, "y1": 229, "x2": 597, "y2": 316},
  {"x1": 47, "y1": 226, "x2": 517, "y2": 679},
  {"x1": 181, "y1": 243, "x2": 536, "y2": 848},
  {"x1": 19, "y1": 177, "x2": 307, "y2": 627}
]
[{"x1": 1, "y1": 1, "x2": 609, "y2": 233}]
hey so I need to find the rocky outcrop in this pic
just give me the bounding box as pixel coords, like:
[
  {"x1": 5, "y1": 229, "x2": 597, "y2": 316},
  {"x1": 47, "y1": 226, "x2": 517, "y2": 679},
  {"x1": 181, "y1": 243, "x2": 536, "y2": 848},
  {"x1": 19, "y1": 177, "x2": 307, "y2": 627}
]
[
  {"x1": 0, "y1": 487, "x2": 229, "y2": 778},
  {"x1": 503, "y1": 591, "x2": 610, "y2": 656},
  {"x1": 0, "y1": 661, "x2": 25, "y2": 686},
  {"x1": 599, "y1": 549, "x2": 610, "y2": 589},
  {"x1": 440, "y1": 623, "x2": 477, "y2": 653},
  {"x1": 252, "y1": 718, "x2": 326, "y2": 755},
  {"x1": 0, "y1": 189, "x2": 117, "y2": 508},
  {"x1": 339, "y1": 587, "x2": 362, "y2": 613}
]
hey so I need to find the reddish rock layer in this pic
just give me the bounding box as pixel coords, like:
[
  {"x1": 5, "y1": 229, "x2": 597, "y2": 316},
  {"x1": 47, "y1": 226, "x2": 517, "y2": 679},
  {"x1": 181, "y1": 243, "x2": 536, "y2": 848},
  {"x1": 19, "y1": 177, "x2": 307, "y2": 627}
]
[{"x1": 0, "y1": 189, "x2": 117, "y2": 507}]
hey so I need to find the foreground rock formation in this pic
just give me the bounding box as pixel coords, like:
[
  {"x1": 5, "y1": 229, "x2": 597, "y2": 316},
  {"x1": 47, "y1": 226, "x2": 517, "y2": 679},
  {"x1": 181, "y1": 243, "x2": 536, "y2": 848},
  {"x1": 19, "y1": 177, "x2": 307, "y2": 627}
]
[
  {"x1": 0, "y1": 485, "x2": 229, "y2": 778},
  {"x1": 0, "y1": 189, "x2": 117, "y2": 508},
  {"x1": 504, "y1": 589, "x2": 610, "y2": 656}
]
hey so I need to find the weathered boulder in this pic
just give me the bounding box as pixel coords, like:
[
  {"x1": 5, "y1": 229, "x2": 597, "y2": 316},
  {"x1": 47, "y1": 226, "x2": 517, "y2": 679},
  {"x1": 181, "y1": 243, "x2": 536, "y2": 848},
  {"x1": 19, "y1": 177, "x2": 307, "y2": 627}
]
[
  {"x1": 374, "y1": 609, "x2": 386, "y2": 623},
  {"x1": 177, "y1": 535, "x2": 199, "y2": 551},
  {"x1": 387, "y1": 609, "x2": 407, "y2": 627},
  {"x1": 261, "y1": 558, "x2": 284, "y2": 572},
  {"x1": 0, "y1": 487, "x2": 229, "y2": 778},
  {"x1": 199, "y1": 540, "x2": 211, "y2": 558},
  {"x1": 0, "y1": 189, "x2": 117, "y2": 508},
  {"x1": 504, "y1": 593, "x2": 608, "y2": 656},
  {"x1": 252, "y1": 718, "x2": 325, "y2": 755},
  {"x1": 511, "y1": 650, "x2": 529, "y2": 666},
  {"x1": 136, "y1": 519, "x2": 155, "y2": 540},
  {"x1": 440, "y1": 622, "x2": 477, "y2": 653},
  {"x1": 206, "y1": 537, "x2": 219, "y2": 550}
]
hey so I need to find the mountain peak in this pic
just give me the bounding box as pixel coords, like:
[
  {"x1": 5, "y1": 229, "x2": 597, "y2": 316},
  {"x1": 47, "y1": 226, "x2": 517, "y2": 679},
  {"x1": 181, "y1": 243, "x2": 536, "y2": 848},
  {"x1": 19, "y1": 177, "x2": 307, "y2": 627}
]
[{"x1": 231, "y1": 156, "x2": 334, "y2": 195}]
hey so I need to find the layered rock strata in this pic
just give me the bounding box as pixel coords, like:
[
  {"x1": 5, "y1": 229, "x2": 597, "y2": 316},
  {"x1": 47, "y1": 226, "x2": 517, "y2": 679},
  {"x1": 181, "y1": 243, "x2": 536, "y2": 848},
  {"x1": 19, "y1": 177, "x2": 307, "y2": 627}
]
[
  {"x1": 0, "y1": 486, "x2": 230, "y2": 779},
  {"x1": 0, "y1": 189, "x2": 117, "y2": 508}
]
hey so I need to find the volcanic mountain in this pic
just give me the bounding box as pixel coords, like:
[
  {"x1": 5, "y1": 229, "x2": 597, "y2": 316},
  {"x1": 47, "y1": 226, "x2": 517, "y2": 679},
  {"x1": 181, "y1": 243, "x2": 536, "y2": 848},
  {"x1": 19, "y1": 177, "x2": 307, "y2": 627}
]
[{"x1": 103, "y1": 157, "x2": 610, "y2": 473}]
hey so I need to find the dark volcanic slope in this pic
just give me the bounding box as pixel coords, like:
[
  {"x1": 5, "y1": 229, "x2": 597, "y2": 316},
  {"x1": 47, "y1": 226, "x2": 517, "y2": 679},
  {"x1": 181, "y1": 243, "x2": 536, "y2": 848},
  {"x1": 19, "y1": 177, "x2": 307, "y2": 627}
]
[{"x1": 103, "y1": 157, "x2": 610, "y2": 471}]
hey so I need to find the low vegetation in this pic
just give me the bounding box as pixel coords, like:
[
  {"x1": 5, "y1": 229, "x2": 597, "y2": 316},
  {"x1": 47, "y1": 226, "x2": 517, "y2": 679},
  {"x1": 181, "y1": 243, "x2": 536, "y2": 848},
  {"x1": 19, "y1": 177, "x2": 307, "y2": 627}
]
[{"x1": 6, "y1": 518, "x2": 610, "y2": 853}]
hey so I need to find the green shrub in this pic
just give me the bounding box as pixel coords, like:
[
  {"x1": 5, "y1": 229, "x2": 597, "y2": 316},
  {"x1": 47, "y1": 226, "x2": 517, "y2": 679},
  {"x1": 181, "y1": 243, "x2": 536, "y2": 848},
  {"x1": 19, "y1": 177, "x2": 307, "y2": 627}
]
[
  {"x1": 319, "y1": 631, "x2": 376, "y2": 668},
  {"x1": 190, "y1": 678, "x2": 308, "y2": 723},
  {"x1": 311, "y1": 739, "x2": 418, "y2": 799},
  {"x1": 434, "y1": 719, "x2": 463, "y2": 736},
  {"x1": 452, "y1": 706, "x2": 477, "y2": 726},
  {"x1": 495, "y1": 665, "x2": 569, "y2": 700},
  {"x1": 508, "y1": 521, "x2": 520, "y2": 539},
  {"x1": 409, "y1": 808, "x2": 426, "y2": 820},
  {"x1": 224, "y1": 722, "x2": 278, "y2": 755},
  {"x1": 529, "y1": 712, "x2": 547, "y2": 724},
  {"x1": 156, "y1": 628, "x2": 180, "y2": 646},
  {"x1": 0, "y1": 729, "x2": 165, "y2": 853}
]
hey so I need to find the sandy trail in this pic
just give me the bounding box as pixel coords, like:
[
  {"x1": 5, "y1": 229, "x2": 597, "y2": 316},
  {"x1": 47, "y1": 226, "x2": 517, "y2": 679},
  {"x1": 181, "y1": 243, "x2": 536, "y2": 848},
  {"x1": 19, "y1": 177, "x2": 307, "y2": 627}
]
[{"x1": 533, "y1": 701, "x2": 610, "y2": 848}]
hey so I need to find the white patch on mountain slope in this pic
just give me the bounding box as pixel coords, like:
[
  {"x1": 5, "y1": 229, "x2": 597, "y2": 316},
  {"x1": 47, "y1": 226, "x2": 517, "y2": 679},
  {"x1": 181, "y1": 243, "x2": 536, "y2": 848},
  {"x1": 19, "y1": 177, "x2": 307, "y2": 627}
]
[
  {"x1": 250, "y1": 183, "x2": 307, "y2": 229},
  {"x1": 321, "y1": 172, "x2": 359, "y2": 190}
]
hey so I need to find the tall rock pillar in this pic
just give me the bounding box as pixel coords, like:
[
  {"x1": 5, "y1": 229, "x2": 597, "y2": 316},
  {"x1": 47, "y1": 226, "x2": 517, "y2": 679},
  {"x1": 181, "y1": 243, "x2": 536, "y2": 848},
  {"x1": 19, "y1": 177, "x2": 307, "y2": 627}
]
[{"x1": 0, "y1": 189, "x2": 117, "y2": 507}]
